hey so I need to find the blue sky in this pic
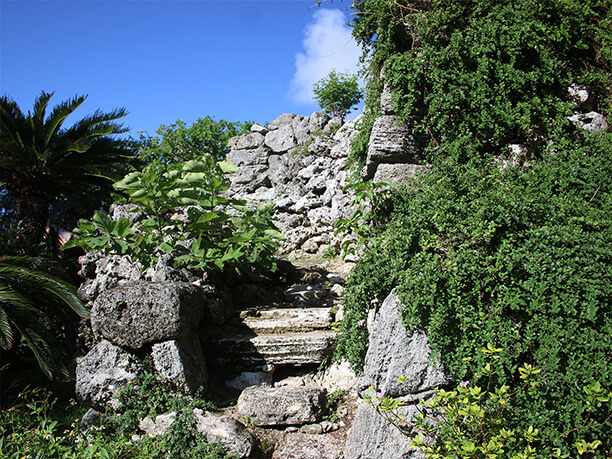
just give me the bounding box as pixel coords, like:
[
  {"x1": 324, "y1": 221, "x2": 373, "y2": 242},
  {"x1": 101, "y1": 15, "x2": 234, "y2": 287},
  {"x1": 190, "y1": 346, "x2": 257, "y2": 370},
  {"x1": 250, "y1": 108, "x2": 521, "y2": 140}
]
[{"x1": 0, "y1": 0, "x2": 362, "y2": 137}]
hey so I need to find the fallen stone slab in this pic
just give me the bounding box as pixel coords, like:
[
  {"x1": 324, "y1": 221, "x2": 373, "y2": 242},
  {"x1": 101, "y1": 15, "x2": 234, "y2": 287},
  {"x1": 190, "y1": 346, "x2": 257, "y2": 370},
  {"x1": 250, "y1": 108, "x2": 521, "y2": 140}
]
[
  {"x1": 214, "y1": 330, "x2": 337, "y2": 366},
  {"x1": 237, "y1": 386, "x2": 326, "y2": 426},
  {"x1": 242, "y1": 307, "x2": 334, "y2": 333}
]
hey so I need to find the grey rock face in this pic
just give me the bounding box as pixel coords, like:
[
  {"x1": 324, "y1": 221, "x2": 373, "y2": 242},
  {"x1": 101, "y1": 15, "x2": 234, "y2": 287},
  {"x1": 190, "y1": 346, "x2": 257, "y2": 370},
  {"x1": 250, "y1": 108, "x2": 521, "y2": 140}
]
[
  {"x1": 568, "y1": 111, "x2": 610, "y2": 134},
  {"x1": 373, "y1": 163, "x2": 422, "y2": 184},
  {"x1": 273, "y1": 433, "x2": 344, "y2": 459},
  {"x1": 227, "y1": 147, "x2": 270, "y2": 167},
  {"x1": 265, "y1": 125, "x2": 297, "y2": 153},
  {"x1": 359, "y1": 291, "x2": 448, "y2": 397},
  {"x1": 91, "y1": 282, "x2": 205, "y2": 349},
  {"x1": 75, "y1": 339, "x2": 141, "y2": 409},
  {"x1": 151, "y1": 335, "x2": 208, "y2": 394},
  {"x1": 364, "y1": 115, "x2": 423, "y2": 180},
  {"x1": 345, "y1": 399, "x2": 425, "y2": 459},
  {"x1": 227, "y1": 132, "x2": 266, "y2": 150},
  {"x1": 237, "y1": 386, "x2": 326, "y2": 426},
  {"x1": 193, "y1": 409, "x2": 256, "y2": 459},
  {"x1": 215, "y1": 330, "x2": 337, "y2": 366},
  {"x1": 268, "y1": 113, "x2": 297, "y2": 130}
]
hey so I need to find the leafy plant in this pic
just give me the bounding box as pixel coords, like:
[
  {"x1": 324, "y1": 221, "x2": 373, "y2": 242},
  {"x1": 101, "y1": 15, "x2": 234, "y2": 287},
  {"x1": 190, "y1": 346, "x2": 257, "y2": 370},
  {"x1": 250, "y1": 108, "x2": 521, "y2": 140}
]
[
  {"x1": 350, "y1": 0, "x2": 612, "y2": 164},
  {"x1": 334, "y1": 179, "x2": 393, "y2": 256},
  {"x1": 65, "y1": 155, "x2": 283, "y2": 279},
  {"x1": 313, "y1": 69, "x2": 363, "y2": 122},
  {"x1": 367, "y1": 344, "x2": 612, "y2": 458},
  {"x1": 0, "y1": 256, "x2": 89, "y2": 380},
  {"x1": 139, "y1": 116, "x2": 252, "y2": 163},
  {"x1": 1, "y1": 378, "x2": 236, "y2": 458},
  {"x1": 337, "y1": 134, "x2": 612, "y2": 452}
]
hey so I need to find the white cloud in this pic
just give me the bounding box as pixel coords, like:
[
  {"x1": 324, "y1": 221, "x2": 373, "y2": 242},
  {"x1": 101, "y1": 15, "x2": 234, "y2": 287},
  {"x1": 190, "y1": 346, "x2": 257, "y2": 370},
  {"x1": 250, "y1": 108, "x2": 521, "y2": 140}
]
[{"x1": 289, "y1": 8, "x2": 362, "y2": 105}]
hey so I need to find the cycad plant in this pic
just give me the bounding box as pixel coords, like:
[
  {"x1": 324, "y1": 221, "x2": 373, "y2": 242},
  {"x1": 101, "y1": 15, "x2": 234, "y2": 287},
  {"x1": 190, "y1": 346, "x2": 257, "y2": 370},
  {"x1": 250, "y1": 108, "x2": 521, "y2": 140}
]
[
  {"x1": 0, "y1": 91, "x2": 135, "y2": 250},
  {"x1": 0, "y1": 256, "x2": 89, "y2": 379}
]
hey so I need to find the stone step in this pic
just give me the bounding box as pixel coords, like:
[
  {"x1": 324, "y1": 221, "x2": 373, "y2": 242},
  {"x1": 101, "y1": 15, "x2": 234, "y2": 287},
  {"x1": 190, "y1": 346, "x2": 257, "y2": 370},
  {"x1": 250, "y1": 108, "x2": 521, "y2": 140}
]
[
  {"x1": 240, "y1": 307, "x2": 334, "y2": 333},
  {"x1": 212, "y1": 330, "x2": 337, "y2": 366}
]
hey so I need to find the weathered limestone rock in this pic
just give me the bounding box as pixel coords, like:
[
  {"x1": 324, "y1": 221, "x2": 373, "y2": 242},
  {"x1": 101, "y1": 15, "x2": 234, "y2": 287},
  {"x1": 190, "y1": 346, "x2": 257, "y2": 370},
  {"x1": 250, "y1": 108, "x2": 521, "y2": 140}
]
[
  {"x1": 75, "y1": 339, "x2": 141, "y2": 409},
  {"x1": 373, "y1": 163, "x2": 422, "y2": 184},
  {"x1": 268, "y1": 113, "x2": 296, "y2": 130},
  {"x1": 284, "y1": 285, "x2": 329, "y2": 305},
  {"x1": 266, "y1": 124, "x2": 297, "y2": 153},
  {"x1": 345, "y1": 399, "x2": 426, "y2": 459},
  {"x1": 91, "y1": 282, "x2": 205, "y2": 349},
  {"x1": 363, "y1": 115, "x2": 423, "y2": 180},
  {"x1": 227, "y1": 132, "x2": 266, "y2": 150},
  {"x1": 193, "y1": 409, "x2": 256, "y2": 459},
  {"x1": 226, "y1": 147, "x2": 270, "y2": 167},
  {"x1": 358, "y1": 291, "x2": 448, "y2": 397},
  {"x1": 151, "y1": 335, "x2": 208, "y2": 394},
  {"x1": 215, "y1": 330, "x2": 337, "y2": 366},
  {"x1": 568, "y1": 111, "x2": 610, "y2": 134},
  {"x1": 242, "y1": 307, "x2": 334, "y2": 333},
  {"x1": 273, "y1": 433, "x2": 344, "y2": 459},
  {"x1": 237, "y1": 386, "x2": 326, "y2": 426},
  {"x1": 139, "y1": 412, "x2": 177, "y2": 437}
]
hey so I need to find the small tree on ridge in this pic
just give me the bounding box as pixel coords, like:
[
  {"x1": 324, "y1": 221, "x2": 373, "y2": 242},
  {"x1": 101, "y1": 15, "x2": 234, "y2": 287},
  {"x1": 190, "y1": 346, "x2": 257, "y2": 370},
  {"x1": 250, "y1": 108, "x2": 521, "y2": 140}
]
[{"x1": 313, "y1": 69, "x2": 363, "y2": 122}]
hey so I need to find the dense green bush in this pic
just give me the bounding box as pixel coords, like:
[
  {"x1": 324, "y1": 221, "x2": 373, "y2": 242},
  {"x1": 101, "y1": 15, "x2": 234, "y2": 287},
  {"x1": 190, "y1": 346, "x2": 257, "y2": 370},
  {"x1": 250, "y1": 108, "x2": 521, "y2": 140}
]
[
  {"x1": 0, "y1": 377, "x2": 235, "y2": 458},
  {"x1": 349, "y1": 0, "x2": 612, "y2": 165},
  {"x1": 312, "y1": 69, "x2": 363, "y2": 122},
  {"x1": 337, "y1": 134, "x2": 612, "y2": 454},
  {"x1": 139, "y1": 116, "x2": 252, "y2": 164},
  {"x1": 65, "y1": 155, "x2": 283, "y2": 279}
]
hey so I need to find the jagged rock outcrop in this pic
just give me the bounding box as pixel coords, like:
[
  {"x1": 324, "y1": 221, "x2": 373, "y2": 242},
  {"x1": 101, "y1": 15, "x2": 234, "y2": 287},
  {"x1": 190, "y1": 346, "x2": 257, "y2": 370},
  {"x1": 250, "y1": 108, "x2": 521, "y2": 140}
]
[
  {"x1": 345, "y1": 291, "x2": 448, "y2": 458},
  {"x1": 225, "y1": 112, "x2": 361, "y2": 256},
  {"x1": 75, "y1": 339, "x2": 142, "y2": 409}
]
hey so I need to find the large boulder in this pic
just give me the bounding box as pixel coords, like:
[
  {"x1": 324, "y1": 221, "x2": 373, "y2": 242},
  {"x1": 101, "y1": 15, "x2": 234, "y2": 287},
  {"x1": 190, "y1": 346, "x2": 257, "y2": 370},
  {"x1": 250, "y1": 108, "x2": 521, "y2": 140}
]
[
  {"x1": 151, "y1": 335, "x2": 208, "y2": 394},
  {"x1": 358, "y1": 291, "x2": 449, "y2": 397},
  {"x1": 345, "y1": 398, "x2": 426, "y2": 459},
  {"x1": 237, "y1": 386, "x2": 326, "y2": 426},
  {"x1": 75, "y1": 339, "x2": 141, "y2": 409},
  {"x1": 91, "y1": 282, "x2": 205, "y2": 349},
  {"x1": 193, "y1": 409, "x2": 256, "y2": 459}
]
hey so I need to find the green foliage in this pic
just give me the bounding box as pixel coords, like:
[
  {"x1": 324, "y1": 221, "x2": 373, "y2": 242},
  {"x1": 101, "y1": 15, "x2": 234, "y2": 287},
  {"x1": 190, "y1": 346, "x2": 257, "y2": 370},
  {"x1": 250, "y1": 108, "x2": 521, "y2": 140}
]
[
  {"x1": 0, "y1": 91, "x2": 136, "y2": 249},
  {"x1": 334, "y1": 179, "x2": 393, "y2": 256},
  {"x1": 350, "y1": 0, "x2": 612, "y2": 164},
  {"x1": 337, "y1": 134, "x2": 612, "y2": 453},
  {"x1": 139, "y1": 116, "x2": 252, "y2": 164},
  {"x1": 0, "y1": 380, "x2": 236, "y2": 458},
  {"x1": 65, "y1": 155, "x2": 283, "y2": 279},
  {"x1": 0, "y1": 256, "x2": 89, "y2": 380},
  {"x1": 367, "y1": 345, "x2": 612, "y2": 458},
  {"x1": 312, "y1": 69, "x2": 363, "y2": 121}
]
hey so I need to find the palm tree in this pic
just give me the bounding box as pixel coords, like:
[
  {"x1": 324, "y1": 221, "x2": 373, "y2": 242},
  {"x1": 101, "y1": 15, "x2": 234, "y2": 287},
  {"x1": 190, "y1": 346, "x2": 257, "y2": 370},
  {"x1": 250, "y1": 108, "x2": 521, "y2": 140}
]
[
  {"x1": 0, "y1": 91, "x2": 136, "y2": 250},
  {"x1": 0, "y1": 256, "x2": 89, "y2": 379}
]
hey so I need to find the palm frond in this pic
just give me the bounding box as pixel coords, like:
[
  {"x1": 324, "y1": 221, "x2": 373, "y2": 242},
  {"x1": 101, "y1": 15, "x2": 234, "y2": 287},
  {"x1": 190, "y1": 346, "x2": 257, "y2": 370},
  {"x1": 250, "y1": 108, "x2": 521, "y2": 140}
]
[{"x1": 42, "y1": 93, "x2": 87, "y2": 152}]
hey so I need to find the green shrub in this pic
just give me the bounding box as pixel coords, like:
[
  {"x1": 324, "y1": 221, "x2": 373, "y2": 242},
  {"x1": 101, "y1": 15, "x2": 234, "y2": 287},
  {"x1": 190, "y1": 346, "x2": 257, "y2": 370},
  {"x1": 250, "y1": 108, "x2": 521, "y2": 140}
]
[
  {"x1": 337, "y1": 134, "x2": 612, "y2": 454},
  {"x1": 65, "y1": 155, "x2": 283, "y2": 279},
  {"x1": 0, "y1": 378, "x2": 236, "y2": 459},
  {"x1": 367, "y1": 344, "x2": 612, "y2": 458},
  {"x1": 350, "y1": 0, "x2": 612, "y2": 164}
]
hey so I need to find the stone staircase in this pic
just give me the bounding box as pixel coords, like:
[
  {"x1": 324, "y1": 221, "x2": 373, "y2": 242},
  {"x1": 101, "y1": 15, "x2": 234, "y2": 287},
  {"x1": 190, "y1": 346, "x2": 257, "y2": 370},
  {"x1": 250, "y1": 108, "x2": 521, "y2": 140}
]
[{"x1": 204, "y1": 258, "x2": 351, "y2": 396}]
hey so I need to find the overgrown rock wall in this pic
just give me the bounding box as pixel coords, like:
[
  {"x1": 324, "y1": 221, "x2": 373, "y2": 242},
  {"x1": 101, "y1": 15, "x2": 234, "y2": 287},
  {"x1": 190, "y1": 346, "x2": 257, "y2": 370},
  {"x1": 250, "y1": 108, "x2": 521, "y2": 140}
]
[{"x1": 225, "y1": 112, "x2": 359, "y2": 257}]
